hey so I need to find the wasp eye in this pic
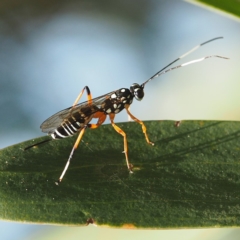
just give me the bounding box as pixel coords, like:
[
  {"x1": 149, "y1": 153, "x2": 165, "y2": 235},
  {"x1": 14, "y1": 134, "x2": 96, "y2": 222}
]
[
  {"x1": 130, "y1": 83, "x2": 144, "y2": 101},
  {"x1": 135, "y1": 88, "x2": 144, "y2": 100}
]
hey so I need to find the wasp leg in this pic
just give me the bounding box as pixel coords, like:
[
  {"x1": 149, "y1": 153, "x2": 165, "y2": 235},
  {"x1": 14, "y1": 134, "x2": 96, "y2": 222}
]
[
  {"x1": 72, "y1": 86, "x2": 93, "y2": 107},
  {"x1": 109, "y1": 113, "x2": 133, "y2": 173},
  {"x1": 56, "y1": 113, "x2": 107, "y2": 185},
  {"x1": 56, "y1": 126, "x2": 87, "y2": 185},
  {"x1": 125, "y1": 105, "x2": 154, "y2": 146},
  {"x1": 88, "y1": 112, "x2": 107, "y2": 128}
]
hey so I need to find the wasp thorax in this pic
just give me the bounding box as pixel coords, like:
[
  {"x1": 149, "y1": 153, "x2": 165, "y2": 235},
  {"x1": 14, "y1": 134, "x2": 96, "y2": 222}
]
[{"x1": 130, "y1": 83, "x2": 144, "y2": 101}]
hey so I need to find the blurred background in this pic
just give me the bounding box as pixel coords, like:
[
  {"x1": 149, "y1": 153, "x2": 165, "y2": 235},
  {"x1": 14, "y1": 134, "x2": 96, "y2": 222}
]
[{"x1": 0, "y1": 0, "x2": 240, "y2": 239}]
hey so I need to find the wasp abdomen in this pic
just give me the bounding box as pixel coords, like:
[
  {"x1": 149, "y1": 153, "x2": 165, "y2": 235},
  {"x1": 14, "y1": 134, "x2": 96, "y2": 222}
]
[
  {"x1": 51, "y1": 119, "x2": 85, "y2": 139},
  {"x1": 50, "y1": 107, "x2": 96, "y2": 139}
]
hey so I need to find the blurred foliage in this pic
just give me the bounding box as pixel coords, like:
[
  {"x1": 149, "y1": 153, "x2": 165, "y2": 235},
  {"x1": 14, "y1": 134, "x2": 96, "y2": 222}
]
[{"x1": 198, "y1": 0, "x2": 240, "y2": 17}]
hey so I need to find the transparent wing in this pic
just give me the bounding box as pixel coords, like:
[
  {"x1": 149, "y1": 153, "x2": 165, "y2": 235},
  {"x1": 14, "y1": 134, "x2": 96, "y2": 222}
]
[{"x1": 40, "y1": 90, "x2": 115, "y2": 133}]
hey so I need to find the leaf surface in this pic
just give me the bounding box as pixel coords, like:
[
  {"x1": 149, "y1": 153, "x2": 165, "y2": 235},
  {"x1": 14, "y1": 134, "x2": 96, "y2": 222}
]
[{"x1": 1, "y1": 120, "x2": 240, "y2": 228}]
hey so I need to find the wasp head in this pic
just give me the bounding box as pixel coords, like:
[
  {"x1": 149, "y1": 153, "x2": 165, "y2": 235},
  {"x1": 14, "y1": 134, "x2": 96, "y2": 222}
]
[{"x1": 130, "y1": 83, "x2": 144, "y2": 101}]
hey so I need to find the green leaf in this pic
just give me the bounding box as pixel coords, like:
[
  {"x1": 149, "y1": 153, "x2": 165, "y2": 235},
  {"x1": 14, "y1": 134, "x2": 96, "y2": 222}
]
[
  {"x1": 1, "y1": 120, "x2": 240, "y2": 228},
  {"x1": 197, "y1": 0, "x2": 240, "y2": 17}
]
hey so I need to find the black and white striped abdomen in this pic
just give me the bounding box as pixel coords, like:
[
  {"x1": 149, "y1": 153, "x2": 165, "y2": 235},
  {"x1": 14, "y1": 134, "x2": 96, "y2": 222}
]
[
  {"x1": 40, "y1": 103, "x2": 99, "y2": 140},
  {"x1": 50, "y1": 111, "x2": 94, "y2": 139}
]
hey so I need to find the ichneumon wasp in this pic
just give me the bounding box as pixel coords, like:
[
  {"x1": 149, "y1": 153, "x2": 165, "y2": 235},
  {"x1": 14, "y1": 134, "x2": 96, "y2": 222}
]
[{"x1": 25, "y1": 37, "x2": 228, "y2": 184}]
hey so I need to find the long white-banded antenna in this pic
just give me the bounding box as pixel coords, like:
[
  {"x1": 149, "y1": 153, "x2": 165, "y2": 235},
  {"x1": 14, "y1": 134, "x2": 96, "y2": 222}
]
[
  {"x1": 141, "y1": 37, "x2": 224, "y2": 87},
  {"x1": 142, "y1": 55, "x2": 228, "y2": 83}
]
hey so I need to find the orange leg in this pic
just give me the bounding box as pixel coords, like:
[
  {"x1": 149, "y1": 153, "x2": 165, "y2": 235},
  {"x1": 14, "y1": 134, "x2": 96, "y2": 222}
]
[
  {"x1": 56, "y1": 112, "x2": 107, "y2": 184},
  {"x1": 88, "y1": 112, "x2": 107, "y2": 128},
  {"x1": 72, "y1": 86, "x2": 92, "y2": 107},
  {"x1": 56, "y1": 86, "x2": 94, "y2": 184},
  {"x1": 125, "y1": 105, "x2": 154, "y2": 146},
  {"x1": 56, "y1": 126, "x2": 87, "y2": 184},
  {"x1": 109, "y1": 113, "x2": 133, "y2": 173}
]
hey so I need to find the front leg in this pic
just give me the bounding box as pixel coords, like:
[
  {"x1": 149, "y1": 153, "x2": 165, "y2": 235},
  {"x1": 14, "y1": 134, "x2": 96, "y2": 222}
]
[{"x1": 125, "y1": 104, "x2": 154, "y2": 146}]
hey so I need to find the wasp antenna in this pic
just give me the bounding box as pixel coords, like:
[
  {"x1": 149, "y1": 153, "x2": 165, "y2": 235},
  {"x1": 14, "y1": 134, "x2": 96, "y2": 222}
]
[
  {"x1": 24, "y1": 138, "x2": 52, "y2": 151},
  {"x1": 142, "y1": 55, "x2": 228, "y2": 84},
  {"x1": 142, "y1": 37, "x2": 224, "y2": 87},
  {"x1": 179, "y1": 37, "x2": 223, "y2": 59}
]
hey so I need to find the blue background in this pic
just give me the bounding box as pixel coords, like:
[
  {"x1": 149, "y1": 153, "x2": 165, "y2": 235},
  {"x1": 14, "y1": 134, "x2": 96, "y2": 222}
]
[{"x1": 1, "y1": 0, "x2": 240, "y2": 239}]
